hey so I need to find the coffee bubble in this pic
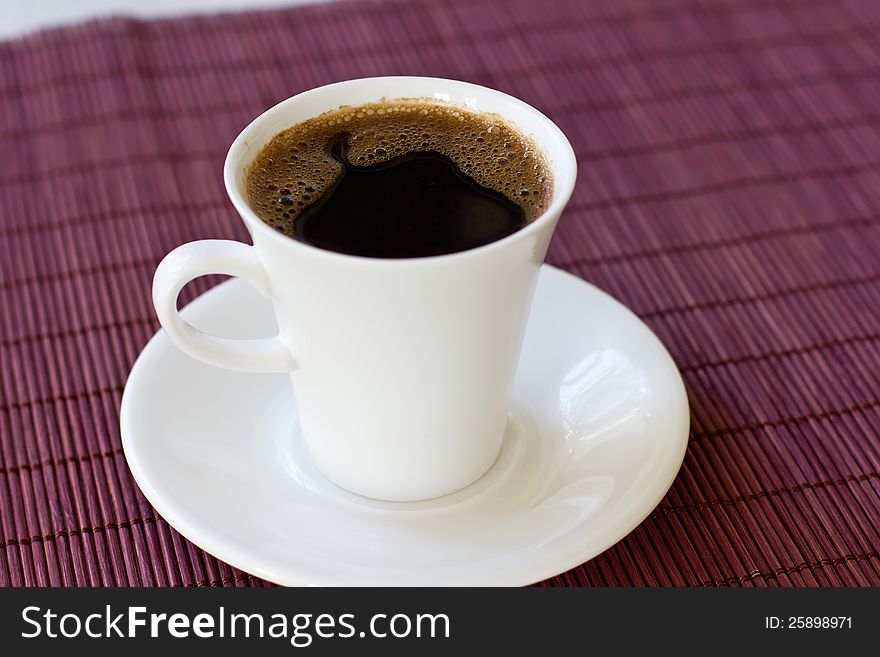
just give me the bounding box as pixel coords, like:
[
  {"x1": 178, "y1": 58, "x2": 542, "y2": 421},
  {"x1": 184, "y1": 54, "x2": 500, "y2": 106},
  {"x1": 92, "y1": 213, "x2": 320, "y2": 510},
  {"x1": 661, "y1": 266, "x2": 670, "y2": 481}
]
[{"x1": 245, "y1": 99, "x2": 553, "y2": 233}]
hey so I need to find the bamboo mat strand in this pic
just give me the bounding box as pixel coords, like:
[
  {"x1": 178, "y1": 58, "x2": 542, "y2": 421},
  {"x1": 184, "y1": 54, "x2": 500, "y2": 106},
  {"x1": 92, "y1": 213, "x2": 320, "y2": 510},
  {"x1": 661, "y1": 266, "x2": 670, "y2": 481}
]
[{"x1": 1, "y1": 0, "x2": 879, "y2": 586}]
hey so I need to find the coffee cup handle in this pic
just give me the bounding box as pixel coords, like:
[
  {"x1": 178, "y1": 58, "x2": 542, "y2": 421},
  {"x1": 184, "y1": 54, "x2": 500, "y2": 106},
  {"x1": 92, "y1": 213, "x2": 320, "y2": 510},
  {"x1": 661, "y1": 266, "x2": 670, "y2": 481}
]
[{"x1": 152, "y1": 240, "x2": 297, "y2": 372}]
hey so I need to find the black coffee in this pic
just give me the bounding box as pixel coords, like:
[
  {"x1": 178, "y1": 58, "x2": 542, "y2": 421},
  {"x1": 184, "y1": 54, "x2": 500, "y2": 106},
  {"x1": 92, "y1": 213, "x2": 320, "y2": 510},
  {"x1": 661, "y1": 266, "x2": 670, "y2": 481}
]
[{"x1": 245, "y1": 101, "x2": 553, "y2": 258}]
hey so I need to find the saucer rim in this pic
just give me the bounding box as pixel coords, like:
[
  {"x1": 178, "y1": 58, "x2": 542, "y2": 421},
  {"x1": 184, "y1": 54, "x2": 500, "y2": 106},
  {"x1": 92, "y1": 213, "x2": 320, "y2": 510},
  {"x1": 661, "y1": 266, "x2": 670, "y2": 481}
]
[{"x1": 120, "y1": 265, "x2": 690, "y2": 586}]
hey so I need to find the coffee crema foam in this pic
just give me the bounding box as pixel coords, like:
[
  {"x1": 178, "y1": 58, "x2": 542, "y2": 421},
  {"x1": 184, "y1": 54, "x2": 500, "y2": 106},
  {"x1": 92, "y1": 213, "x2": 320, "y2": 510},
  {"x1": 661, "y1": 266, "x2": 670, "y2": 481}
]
[{"x1": 245, "y1": 99, "x2": 553, "y2": 235}]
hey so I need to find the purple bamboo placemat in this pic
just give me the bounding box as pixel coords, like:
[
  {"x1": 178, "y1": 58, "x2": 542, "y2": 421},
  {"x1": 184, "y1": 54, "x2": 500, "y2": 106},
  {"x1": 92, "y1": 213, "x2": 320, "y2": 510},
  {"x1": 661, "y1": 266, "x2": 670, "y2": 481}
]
[{"x1": 2, "y1": 0, "x2": 880, "y2": 586}]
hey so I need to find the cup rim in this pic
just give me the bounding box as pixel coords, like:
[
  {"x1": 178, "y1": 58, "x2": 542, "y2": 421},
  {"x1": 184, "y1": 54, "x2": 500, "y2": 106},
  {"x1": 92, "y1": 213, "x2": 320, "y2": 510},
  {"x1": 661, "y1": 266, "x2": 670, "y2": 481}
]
[{"x1": 223, "y1": 76, "x2": 578, "y2": 266}]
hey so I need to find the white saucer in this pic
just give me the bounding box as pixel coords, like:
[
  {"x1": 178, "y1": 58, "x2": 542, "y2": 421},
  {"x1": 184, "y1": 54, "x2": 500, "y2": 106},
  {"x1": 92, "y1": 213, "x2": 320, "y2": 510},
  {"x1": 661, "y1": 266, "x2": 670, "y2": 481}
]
[{"x1": 121, "y1": 265, "x2": 689, "y2": 586}]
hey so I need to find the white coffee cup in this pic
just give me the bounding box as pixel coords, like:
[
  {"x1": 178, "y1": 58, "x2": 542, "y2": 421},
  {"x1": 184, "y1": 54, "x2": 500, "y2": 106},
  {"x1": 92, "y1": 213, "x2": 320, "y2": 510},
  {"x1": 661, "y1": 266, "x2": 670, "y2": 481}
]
[{"x1": 152, "y1": 77, "x2": 577, "y2": 501}]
